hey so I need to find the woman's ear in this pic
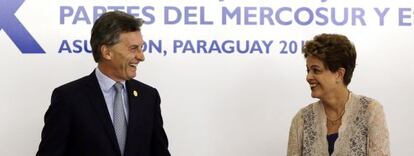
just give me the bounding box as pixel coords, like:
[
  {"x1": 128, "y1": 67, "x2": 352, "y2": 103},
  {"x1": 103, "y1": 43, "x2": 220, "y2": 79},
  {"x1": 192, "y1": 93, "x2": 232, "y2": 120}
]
[{"x1": 337, "y1": 67, "x2": 346, "y2": 82}]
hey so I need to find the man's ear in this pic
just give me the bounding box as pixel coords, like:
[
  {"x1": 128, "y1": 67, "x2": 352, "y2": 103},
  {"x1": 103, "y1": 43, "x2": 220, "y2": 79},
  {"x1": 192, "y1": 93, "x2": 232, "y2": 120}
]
[{"x1": 101, "y1": 45, "x2": 112, "y2": 60}]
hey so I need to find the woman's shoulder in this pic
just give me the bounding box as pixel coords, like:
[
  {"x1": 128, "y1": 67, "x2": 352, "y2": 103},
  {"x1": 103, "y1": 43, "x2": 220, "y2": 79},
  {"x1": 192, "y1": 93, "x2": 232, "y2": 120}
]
[
  {"x1": 292, "y1": 101, "x2": 322, "y2": 121},
  {"x1": 351, "y1": 93, "x2": 382, "y2": 105},
  {"x1": 350, "y1": 93, "x2": 384, "y2": 113},
  {"x1": 301, "y1": 101, "x2": 323, "y2": 113}
]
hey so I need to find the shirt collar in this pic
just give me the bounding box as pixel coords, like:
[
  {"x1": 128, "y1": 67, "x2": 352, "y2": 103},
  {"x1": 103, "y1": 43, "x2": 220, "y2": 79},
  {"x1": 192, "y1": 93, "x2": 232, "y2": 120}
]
[{"x1": 95, "y1": 67, "x2": 126, "y2": 92}]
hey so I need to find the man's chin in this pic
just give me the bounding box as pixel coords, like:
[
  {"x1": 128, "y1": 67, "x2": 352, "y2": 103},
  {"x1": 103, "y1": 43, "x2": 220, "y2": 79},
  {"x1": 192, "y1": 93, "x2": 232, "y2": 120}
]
[
  {"x1": 125, "y1": 70, "x2": 137, "y2": 79},
  {"x1": 127, "y1": 74, "x2": 136, "y2": 80}
]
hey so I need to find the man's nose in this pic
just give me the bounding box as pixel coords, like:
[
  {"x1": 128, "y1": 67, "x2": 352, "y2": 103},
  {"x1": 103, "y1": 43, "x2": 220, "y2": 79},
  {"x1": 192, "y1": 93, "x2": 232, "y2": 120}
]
[{"x1": 136, "y1": 51, "x2": 145, "y2": 62}]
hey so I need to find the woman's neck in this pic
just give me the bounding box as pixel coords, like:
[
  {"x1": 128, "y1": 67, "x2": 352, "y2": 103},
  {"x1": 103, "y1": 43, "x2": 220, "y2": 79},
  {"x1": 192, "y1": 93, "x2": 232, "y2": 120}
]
[{"x1": 322, "y1": 87, "x2": 350, "y2": 115}]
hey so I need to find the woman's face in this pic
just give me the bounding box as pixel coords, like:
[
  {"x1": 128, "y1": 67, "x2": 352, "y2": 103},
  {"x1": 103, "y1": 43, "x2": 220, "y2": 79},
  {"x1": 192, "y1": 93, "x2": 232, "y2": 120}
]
[{"x1": 306, "y1": 55, "x2": 341, "y2": 99}]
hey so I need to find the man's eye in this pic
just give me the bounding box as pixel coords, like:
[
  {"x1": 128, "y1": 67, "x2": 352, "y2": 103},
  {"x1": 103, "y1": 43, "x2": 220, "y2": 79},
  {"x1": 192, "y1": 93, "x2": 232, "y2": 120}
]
[{"x1": 130, "y1": 47, "x2": 138, "y2": 51}]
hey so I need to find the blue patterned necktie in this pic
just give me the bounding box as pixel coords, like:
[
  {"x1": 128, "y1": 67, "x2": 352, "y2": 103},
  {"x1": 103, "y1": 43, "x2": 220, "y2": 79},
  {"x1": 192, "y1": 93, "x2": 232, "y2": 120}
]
[{"x1": 113, "y1": 82, "x2": 127, "y2": 155}]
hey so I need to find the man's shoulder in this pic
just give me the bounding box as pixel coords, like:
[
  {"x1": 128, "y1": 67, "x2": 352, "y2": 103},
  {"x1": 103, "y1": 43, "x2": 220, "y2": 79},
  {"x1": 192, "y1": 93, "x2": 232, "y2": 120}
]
[
  {"x1": 54, "y1": 74, "x2": 92, "y2": 92},
  {"x1": 127, "y1": 79, "x2": 156, "y2": 91}
]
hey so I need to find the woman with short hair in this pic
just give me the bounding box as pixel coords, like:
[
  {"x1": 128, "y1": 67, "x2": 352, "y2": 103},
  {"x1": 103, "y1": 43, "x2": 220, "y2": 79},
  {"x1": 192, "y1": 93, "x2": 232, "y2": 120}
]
[{"x1": 287, "y1": 33, "x2": 390, "y2": 156}]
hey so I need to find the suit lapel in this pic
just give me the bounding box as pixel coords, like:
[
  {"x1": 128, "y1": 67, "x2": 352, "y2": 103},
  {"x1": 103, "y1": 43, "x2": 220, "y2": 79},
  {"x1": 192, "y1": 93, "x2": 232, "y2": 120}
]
[
  {"x1": 125, "y1": 80, "x2": 147, "y2": 148},
  {"x1": 86, "y1": 71, "x2": 121, "y2": 154}
]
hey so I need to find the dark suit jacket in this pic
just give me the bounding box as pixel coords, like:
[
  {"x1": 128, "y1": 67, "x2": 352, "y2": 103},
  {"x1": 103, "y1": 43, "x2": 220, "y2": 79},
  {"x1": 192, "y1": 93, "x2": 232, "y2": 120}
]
[{"x1": 37, "y1": 71, "x2": 170, "y2": 156}]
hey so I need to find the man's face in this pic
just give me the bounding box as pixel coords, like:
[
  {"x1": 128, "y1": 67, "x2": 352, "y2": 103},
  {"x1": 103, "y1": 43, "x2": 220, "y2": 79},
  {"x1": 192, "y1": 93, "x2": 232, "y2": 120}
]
[{"x1": 105, "y1": 31, "x2": 145, "y2": 81}]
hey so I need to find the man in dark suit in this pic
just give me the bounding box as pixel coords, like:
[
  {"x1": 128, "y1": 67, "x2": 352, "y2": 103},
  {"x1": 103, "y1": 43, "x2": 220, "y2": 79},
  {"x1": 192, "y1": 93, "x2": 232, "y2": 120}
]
[{"x1": 36, "y1": 11, "x2": 170, "y2": 156}]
